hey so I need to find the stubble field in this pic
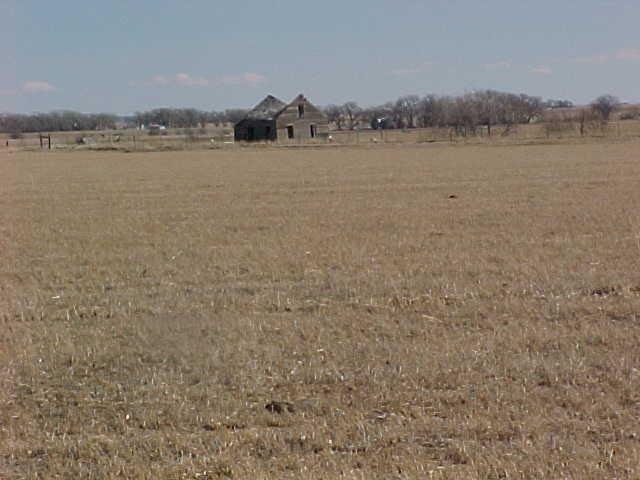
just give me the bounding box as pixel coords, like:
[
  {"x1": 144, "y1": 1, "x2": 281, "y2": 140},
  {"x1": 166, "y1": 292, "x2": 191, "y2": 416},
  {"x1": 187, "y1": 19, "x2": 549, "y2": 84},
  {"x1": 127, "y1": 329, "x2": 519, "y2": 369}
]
[{"x1": 1, "y1": 142, "x2": 640, "y2": 479}]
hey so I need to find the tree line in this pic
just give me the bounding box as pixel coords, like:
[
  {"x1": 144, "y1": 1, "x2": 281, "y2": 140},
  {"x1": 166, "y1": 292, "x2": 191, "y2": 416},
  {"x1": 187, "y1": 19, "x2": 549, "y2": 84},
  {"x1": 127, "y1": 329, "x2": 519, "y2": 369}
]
[
  {"x1": 0, "y1": 108, "x2": 250, "y2": 136},
  {"x1": 0, "y1": 92, "x2": 624, "y2": 135},
  {"x1": 323, "y1": 92, "x2": 621, "y2": 135},
  {"x1": 132, "y1": 108, "x2": 248, "y2": 130},
  {"x1": 0, "y1": 111, "x2": 119, "y2": 136}
]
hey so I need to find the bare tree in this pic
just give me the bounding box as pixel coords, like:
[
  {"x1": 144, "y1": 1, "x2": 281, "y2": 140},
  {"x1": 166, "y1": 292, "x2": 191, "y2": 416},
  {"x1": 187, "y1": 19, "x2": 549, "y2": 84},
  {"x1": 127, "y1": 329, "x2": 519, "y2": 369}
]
[
  {"x1": 590, "y1": 95, "x2": 620, "y2": 123},
  {"x1": 515, "y1": 94, "x2": 544, "y2": 123},
  {"x1": 323, "y1": 105, "x2": 344, "y2": 130},
  {"x1": 394, "y1": 95, "x2": 421, "y2": 128},
  {"x1": 448, "y1": 94, "x2": 480, "y2": 136},
  {"x1": 542, "y1": 109, "x2": 580, "y2": 138},
  {"x1": 619, "y1": 106, "x2": 640, "y2": 120},
  {"x1": 0, "y1": 111, "x2": 118, "y2": 133},
  {"x1": 473, "y1": 90, "x2": 502, "y2": 136},
  {"x1": 341, "y1": 102, "x2": 361, "y2": 130},
  {"x1": 222, "y1": 109, "x2": 248, "y2": 125},
  {"x1": 417, "y1": 95, "x2": 447, "y2": 128}
]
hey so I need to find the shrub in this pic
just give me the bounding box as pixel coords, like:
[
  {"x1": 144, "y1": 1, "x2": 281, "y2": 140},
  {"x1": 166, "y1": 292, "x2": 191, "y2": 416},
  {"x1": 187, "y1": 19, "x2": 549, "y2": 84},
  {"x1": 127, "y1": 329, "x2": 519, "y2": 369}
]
[{"x1": 619, "y1": 108, "x2": 640, "y2": 121}]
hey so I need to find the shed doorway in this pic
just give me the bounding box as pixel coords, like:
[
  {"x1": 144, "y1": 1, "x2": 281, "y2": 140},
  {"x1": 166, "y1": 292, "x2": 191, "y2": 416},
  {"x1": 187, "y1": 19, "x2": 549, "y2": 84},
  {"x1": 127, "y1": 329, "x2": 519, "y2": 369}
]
[{"x1": 287, "y1": 125, "x2": 294, "y2": 139}]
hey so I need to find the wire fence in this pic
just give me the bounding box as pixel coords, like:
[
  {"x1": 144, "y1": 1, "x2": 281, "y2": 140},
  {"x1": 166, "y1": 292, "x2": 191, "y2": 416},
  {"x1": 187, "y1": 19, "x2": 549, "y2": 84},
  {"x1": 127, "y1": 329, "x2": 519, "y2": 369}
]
[
  {"x1": 327, "y1": 121, "x2": 640, "y2": 145},
  {"x1": 3, "y1": 120, "x2": 640, "y2": 152}
]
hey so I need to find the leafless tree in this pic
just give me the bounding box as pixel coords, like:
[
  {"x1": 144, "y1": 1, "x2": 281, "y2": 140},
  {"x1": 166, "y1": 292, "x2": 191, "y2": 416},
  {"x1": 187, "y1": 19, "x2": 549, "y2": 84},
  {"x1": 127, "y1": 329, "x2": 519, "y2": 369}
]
[
  {"x1": 393, "y1": 95, "x2": 421, "y2": 128},
  {"x1": 341, "y1": 102, "x2": 361, "y2": 130},
  {"x1": 619, "y1": 106, "x2": 640, "y2": 120},
  {"x1": 542, "y1": 110, "x2": 577, "y2": 138},
  {"x1": 569, "y1": 108, "x2": 600, "y2": 136},
  {"x1": 473, "y1": 90, "x2": 502, "y2": 136},
  {"x1": 222, "y1": 109, "x2": 248, "y2": 125},
  {"x1": 417, "y1": 95, "x2": 448, "y2": 128},
  {"x1": 0, "y1": 111, "x2": 118, "y2": 134},
  {"x1": 590, "y1": 95, "x2": 620, "y2": 123},
  {"x1": 447, "y1": 94, "x2": 480, "y2": 136},
  {"x1": 324, "y1": 105, "x2": 344, "y2": 130},
  {"x1": 515, "y1": 94, "x2": 544, "y2": 123}
]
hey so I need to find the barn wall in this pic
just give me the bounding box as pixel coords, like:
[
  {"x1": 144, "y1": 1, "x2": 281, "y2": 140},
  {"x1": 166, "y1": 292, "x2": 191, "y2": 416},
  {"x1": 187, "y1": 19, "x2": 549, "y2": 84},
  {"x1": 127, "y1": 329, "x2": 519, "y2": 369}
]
[{"x1": 275, "y1": 100, "x2": 328, "y2": 142}]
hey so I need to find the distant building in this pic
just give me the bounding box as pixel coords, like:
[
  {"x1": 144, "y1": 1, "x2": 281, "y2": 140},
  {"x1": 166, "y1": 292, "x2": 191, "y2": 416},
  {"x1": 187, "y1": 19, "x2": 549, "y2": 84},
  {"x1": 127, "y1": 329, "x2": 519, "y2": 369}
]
[
  {"x1": 147, "y1": 123, "x2": 167, "y2": 135},
  {"x1": 234, "y1": 94, "x2": 328, "y2": 142}
]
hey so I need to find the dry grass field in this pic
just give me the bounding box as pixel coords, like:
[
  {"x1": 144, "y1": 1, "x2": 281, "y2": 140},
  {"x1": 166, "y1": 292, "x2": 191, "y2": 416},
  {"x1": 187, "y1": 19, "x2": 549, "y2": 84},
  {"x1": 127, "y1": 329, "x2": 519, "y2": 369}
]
[
  {"x1": 1, "y1": 142, "x2": 640, "y2": 479},
  {"x1": 4, "y1": 118, "x2": 640, "y2": 152}
]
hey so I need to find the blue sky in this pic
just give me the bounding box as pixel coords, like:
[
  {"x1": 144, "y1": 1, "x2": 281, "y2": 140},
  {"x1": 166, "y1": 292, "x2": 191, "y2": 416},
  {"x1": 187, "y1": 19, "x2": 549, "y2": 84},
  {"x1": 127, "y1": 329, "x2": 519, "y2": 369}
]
[{"x1": 1, "y1": 0, "x2": 639, "y2": 114}]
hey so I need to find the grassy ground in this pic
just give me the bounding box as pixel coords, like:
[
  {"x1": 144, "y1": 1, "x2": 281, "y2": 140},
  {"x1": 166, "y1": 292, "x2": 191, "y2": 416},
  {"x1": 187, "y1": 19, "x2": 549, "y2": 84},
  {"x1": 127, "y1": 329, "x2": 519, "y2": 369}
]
[{"x1": 1, "y1": 142, "x2": 640, "y2": 478}]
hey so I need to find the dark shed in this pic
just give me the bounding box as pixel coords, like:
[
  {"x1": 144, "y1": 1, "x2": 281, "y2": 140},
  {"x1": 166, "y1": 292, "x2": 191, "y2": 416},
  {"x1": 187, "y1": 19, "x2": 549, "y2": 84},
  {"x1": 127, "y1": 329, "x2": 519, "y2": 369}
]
[
  {"x1": 234, "y1": 94, "x2": 328, "y2": 142},
  {"x1": 234, "y1": 95, "x2": 286, "y2": 142}
]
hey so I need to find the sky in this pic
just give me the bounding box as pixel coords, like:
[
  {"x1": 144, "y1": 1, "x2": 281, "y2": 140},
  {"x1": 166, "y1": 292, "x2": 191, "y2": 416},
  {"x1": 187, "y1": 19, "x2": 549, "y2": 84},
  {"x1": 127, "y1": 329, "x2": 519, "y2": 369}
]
[{"x1": 1, "y1": 0, "x2": 639, "y2": 114}]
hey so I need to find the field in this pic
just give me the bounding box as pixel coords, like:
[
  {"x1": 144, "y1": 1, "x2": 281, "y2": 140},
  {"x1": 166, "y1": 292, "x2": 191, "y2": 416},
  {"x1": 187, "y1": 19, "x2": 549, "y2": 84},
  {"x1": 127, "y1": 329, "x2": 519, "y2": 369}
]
[{"x1": 2, "y1": 142, "x2": 640, "y2": 478}]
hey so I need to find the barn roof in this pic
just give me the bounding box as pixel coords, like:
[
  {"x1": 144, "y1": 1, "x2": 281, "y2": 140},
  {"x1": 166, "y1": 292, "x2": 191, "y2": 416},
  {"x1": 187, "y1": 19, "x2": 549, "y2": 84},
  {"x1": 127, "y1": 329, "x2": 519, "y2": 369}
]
[
  {"x1": 280, "y1": 94, "x2": 328, "y2": 119},
  {"x1": 245, "y1": 95, "x2": 287, "y2": 120},
  {"x1": 237, "y1": 93, "x2": 327, "y2": 126}
]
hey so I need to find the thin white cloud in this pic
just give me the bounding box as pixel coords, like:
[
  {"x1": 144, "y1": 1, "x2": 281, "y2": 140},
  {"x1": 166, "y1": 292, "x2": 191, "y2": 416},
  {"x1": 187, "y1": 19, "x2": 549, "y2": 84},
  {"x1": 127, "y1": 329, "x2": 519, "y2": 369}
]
[
  {"x1": 483, "y1": 60, "x2": 512, "y2": 70},
  {"x1": 0, "y1": 88, "x2": 18, "y2": 96},
  {"x1": 529, "y1": 65, "x2": 552, "y2": 75},
  {"x1": 22, "y1": 81, "x2": 56, "y2": 93},
  {"x1": 616, "y1": 48, "x2": 640, "y2": 61},
  {"x1": 391, "y1": 62, "x2": 433, "y2": 77},
  {"x1": 175, "y1": 73, "x2": 209, "y2": 87},
  {"x1": 145, "y1": 73, "x2": 208, "y2": 87}
]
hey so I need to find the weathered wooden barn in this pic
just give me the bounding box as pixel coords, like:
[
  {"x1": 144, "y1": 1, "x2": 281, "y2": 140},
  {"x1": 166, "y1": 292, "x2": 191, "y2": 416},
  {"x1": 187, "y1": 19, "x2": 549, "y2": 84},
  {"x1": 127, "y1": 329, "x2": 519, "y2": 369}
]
[{"x1": 234, "y1": 94, "x2": 328, "y2": 142}]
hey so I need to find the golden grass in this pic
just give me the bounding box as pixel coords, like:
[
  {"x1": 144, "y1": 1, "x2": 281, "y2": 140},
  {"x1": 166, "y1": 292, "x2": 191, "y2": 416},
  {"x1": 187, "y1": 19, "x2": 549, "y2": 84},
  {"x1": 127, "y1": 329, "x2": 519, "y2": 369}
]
[{"x1": 1, "y1": 142, "x2": 640, "y2": 478}]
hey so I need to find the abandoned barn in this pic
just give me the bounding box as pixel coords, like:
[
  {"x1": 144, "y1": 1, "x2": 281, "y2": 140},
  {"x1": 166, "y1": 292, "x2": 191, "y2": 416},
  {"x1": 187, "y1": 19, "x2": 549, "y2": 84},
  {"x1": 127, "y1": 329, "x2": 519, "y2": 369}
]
[{"x1": 234, "y1": 94, "x2": 329, "y2": 142}]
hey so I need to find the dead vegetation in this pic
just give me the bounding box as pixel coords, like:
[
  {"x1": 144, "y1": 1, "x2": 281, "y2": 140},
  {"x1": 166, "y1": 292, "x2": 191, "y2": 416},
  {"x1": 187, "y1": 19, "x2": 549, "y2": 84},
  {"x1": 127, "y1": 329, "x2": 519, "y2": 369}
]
[{"x1": 1, "y1": 142, "x2": 640, "y2": 478}]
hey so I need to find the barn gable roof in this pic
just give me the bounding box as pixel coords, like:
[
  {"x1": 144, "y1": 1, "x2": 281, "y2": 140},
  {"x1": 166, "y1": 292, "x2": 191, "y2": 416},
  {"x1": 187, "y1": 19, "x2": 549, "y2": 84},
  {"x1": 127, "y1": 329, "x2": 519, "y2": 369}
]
[
  {"x1": 236, "y1": 93, "x2": 328, "y2": 126},
  {"x1": 278, "y1": 94, "x2": 327, "y2": 120},
  {"x1": 245, "y1": 95, "x2": 287, "y2": 120}
]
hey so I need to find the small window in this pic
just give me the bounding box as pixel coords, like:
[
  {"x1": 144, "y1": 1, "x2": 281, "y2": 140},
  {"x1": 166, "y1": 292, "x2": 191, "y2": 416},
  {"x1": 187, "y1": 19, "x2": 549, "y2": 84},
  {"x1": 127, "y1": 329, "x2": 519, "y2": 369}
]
[
  {"x1": 287, "y1": 125, "x2": 294, "y2": 139},
  {"x1": 298, "y1": 104, "x2": 304, "y2": 118},
  {"x1": 309, "y1": 124, "x2": 316, "y2": 138}
]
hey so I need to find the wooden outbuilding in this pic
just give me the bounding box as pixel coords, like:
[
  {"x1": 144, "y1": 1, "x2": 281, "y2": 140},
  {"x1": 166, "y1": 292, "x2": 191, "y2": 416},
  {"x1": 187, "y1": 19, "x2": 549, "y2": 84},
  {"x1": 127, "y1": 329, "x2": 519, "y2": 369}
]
[{"x1": 234, "y1": 94, "x2": 328, "y2": 142}]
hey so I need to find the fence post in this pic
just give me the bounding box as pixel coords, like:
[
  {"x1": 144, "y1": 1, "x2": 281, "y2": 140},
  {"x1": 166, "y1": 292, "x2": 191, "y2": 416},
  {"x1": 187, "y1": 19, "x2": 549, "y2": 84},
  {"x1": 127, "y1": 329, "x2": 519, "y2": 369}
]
[{"x1": 48, "y1": 134, "x2": 51, "y2": 150}]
